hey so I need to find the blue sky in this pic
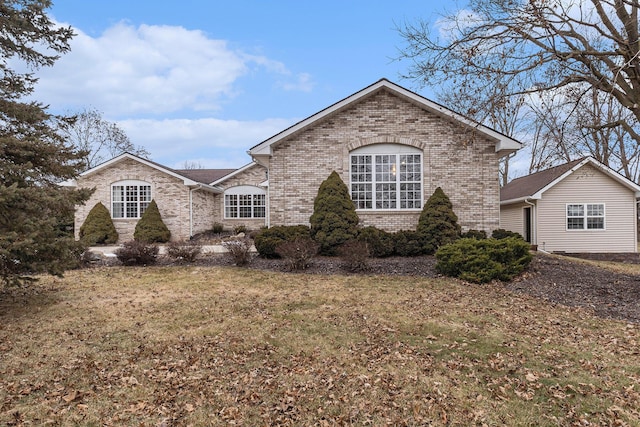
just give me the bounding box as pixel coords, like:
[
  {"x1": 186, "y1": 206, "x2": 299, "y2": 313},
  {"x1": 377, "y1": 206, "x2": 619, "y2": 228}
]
[{"x1": 37, "y1": 1, "x2": 455, "y2": 169}]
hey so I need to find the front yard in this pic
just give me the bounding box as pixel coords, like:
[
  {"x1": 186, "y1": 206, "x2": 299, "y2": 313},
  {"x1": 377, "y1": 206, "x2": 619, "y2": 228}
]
[{"x1": 1, "y1": 258, "x2": 639, "y2": 425}]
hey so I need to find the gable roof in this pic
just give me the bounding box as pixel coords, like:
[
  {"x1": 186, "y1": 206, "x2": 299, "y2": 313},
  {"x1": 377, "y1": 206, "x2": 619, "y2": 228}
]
[
  {"x1": 248, "y1": 78, "x2": 522, "y2": 159},
  {"x1": 62, "y1": 152, "x2": 234, "y2": 192},
  {"x1": 501, "y1": 157, "x2": 640, "y2": 204}
]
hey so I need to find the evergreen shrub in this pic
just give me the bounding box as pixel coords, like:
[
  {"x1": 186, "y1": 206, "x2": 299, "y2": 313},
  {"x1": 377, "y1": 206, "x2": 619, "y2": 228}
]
[
  {"x1": 435, "y1": 237, "x2": 532, "y2": 283},
  {"x1": 134, "y1": 200, "x2": 170, "y2": 243},
  {"x1": 254, "y1": 225, "x2": 311, "y2": 258},
  {"x1": 461, "y1": 229, "x2": 487, "y2": 240},
  {"x1": 492, "y1": 228, "x2": 524, "y2": 240},
  {"x1": 393, "y1": 230, "x2": 424, "y2": 257},
  {"x1": 357, "y1": 226, "x2": 395, "y2": 258},
  {"x1": 417, "y1": 187, "x2": 461, "y2": 254},
  {"x1": 310, "y1": 171, "x2": 359, "y2": 255},
  {"x1": 79, "y1": 202, "x2": 118, "y2": 245}
]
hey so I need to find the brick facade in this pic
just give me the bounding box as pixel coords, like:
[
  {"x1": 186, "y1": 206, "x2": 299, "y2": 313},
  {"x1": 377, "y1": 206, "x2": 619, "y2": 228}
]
[
  {"x1": 266, "y1": 89, "x2": 502, "y2": 233},
  {"x1": 213, "y1": 163, "x2": 268, "y2": 231}
]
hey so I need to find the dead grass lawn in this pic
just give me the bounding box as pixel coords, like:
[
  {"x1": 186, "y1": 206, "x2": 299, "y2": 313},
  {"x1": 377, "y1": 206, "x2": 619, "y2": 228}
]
[{"x1": 1, "y1": 266, "x2": 639, "y2": 426}]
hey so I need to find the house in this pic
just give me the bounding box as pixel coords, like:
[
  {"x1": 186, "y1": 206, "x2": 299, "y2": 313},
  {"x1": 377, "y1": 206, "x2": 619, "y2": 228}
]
[
  {"x1": 500, "y1": 157, "x2": 640, "y2": 253},
  {"x1": 66, "y1": 78, "x2": 522, "y2": 242}
]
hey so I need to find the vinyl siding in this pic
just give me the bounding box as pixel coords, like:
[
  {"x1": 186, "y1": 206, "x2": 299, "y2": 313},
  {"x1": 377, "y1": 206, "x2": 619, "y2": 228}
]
[{"x1": 536, "y1": 164, "x2": 637, "y2": 253}]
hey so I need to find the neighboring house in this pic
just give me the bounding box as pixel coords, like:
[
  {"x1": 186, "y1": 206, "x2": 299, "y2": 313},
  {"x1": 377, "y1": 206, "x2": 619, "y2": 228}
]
[
  {"x1": 66, "y1": 78, "x2": 522, "y2": 242},
  {"x1": 500, "y1": 157, "x2": 640, "y2": 253}
]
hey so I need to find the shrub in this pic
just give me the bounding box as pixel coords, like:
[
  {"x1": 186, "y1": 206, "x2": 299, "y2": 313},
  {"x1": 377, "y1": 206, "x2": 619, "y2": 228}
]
[
  {"x1": 166, "y1": 240, "x2": 202, "y2": 263},
  {"x1": 338, "y1": 239, "x2": 370, "y2": 272},
  {"x1": 435, "y1": 237, "x2": 532, "y2": 283},
  {"x1": 492, "y1": 228, "x2": 524, "y2": 240},
  {"x1": 115, "y1": 240, "x2": 159, "y2": 266},
  {"x1": 233, "y1": 224, "x2": 248, "y2": 235},
  {"x1": 222, "y1": 237, "x2": 253, "y2": 266},
  {"x1": 417, "y1": 187, "x2": 461, "y2": 254},
  {"x1": 254, "y1": 225, "x2": 311, "y2": 258},
  {"x1": 310, "y1": 171, "x2": 359, "y2": 255},
  {"x1": 393, "y1": 230, "x2": 424, "y2": 257},
  {"x1": 79, "y1": 202, "x2": 118, "y2": 245},
  {"x1": 212, "y1": 222, "x2": 224, "y2": 234},
  {"x1": 357, "y1": 226, "x2": 395, "y2": 258},
  {"x1": 275, "y1": 237, "x2": 320, "y2": 271},
  {"x1": 134, "y1": 200, "x2": 171, "y2": 243},
  {"x1": 461, "y1": 229, "x2": 487, "y2": 240}
]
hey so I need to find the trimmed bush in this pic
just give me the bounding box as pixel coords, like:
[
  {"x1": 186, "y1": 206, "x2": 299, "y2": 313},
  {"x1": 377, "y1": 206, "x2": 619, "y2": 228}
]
[
  {"x1": 115, "y1": 240, "x2": 159, "y2": 266},
  {"x1": 310, "y1": 171, "x2": 359, "y2": 255},
  {"x1": 357, "y1": 226, "x2": 395, "y2": 258},
  {"x1": 166, "y1": 240, "x2": 202, "y2": 263},
  {"x1": 417, "y1": 187, "x2": 461, "y2": 254},
  {"x1": 254, "y1": 225, "x2": 311, "y2": 258},
  {"x1": 134, "y1": 200, "x2": 171, "y2": 243},
  {"x1": 79, "y1": 202, "x2": 118, "y2": 245},
  {"x1": 393, "y1": 230, "x2": 424, "y2": 257},
  {"x1": 461, "y1": 229, "x2": 487, "y2": 240},
  {"x1": 276, "y1": 237, "x2": 320, "y2": 271},
  {"x1": 212, "y1": 222, "x2": 224, "y2": 234},
  {"x1": 338, "y1": 239, "x2": 370, "y2": 272},
  {"x1": 492, "y1": 228, "x2": 524, "y2": 240},
  {"x1": 222, "y1": 237, "x2": 253, "y2": 266},
  {"x1": 435, "y1": 237, "x2": 532, "y2": 283}
]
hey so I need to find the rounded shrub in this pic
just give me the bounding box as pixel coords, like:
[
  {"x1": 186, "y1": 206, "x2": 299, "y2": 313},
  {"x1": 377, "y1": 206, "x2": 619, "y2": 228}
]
[
  {"x1": 417, "y1": 187, "x2": 461, "y2": 254},
  {"x1": 393, "y1": 230, "x2": 424, "y2": 257},
  {"x1": 461, "y1": 229, "x2": 487, "y2": 240},
  {"x1": 254, "y1": 225, "x2": 311, "y2": 258},
  {"x1": 491, "y1": 228, "x2": 524, "y2": 240},
  {"x1": 310, "y1": 171, "x2": 359, "y2": 255},
  {"x1": 357, "y1": 226, "x2": 395, "y2": 258},
  {"x1": 79, "y1": 202, "x2": 118, "y2": 245},
  {"x1": 435, "y1": 237, "x2": 532, "y2": 283},
  {"x1": 134, "y1": 200, "x2": 171, "y2": 243}
]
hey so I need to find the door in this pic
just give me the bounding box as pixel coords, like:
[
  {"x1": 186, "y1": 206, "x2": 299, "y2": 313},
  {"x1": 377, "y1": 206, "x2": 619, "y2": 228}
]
[{"x1": 523, "y1": 207, "x2": 532, "y2": 243}]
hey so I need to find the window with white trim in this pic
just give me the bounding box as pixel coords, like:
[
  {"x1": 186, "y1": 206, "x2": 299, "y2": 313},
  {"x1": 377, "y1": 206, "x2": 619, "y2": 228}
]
[
  {"x1": 224, "y1": 186, "x2": 266, "y2": 218},
  {"x1": 111, "y1": 180, "x2": 151, "y2": 219},
  {"x1": 566, "y1": 203, "x2": 605, "y2": 230},
  {"x1": 350, "y1": 144, "x2": 422, "y2": 210}
]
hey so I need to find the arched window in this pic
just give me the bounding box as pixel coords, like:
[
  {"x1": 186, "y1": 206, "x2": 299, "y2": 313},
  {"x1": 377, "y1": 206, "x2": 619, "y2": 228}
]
[
  {"x1": 224, "y1": 186, "x2": 266, "y2": 219},
  {"x1": 350, "y1": 144, "x2": 422, "y2": 210},
  {"x1": 111, "y1": 180, "x2": 152, "y2": 219}
]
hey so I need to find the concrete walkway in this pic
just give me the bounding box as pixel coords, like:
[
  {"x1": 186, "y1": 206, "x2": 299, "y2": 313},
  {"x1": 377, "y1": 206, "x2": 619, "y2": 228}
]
[{"x1": 89, "y1": 244, "x2": 232, "y2": 258}]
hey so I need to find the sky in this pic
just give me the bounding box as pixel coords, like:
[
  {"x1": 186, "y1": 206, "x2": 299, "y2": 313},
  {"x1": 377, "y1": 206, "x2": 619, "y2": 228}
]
[{"x1": 35, "y1": 1, "x2": 458, "y2": 170}]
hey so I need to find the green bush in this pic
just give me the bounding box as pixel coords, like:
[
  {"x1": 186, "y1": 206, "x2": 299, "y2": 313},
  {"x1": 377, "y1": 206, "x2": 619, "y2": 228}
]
[
  {"x1": 115, "y1": 240, "x2": 159, "y2": 266},
  {"x1": 461, "y1": 229, "x2": 487, "y2": 240},
  {"x1": 492, "y1": 228, "x2": 524, "y2": 240},
  {"x1": 393, "y1": 230, "x2": 424, "y2": 257},
  {"x1": 310, "y1": 171, "x2": 359, "y2": 255},
  {"x1": 212, "y1": 222, "x2": 224, "y2": 234},
  {"x1": 417, "y1": 187, "x2": 461, "y2": 254},
  {"x1": 79, "y1": 202, "x2": 118, "y2": 245},
  {"x1": 254, "y1": 225, "x2": 311, "y2": 258},
  {"x1": 357, "y1": 226, "x2": 395, "y2": 258},
  {"x1": 134, "y1": 200, "x2": 171, "y2": 243},
  {"x1": 435, "y1": 237, "x2": 532, "y2": 283}
]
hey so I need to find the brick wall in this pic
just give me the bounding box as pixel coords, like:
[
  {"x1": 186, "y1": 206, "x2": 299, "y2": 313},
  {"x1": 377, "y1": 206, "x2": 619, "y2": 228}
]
[{"x1": 266, "y1": 89, "x2": 501, "y2": 233}]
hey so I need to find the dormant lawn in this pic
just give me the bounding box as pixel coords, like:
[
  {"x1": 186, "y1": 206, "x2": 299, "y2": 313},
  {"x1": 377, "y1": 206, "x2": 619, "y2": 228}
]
[{"x1": 1, "y1": 265, "x2": 639, "y2": 425}]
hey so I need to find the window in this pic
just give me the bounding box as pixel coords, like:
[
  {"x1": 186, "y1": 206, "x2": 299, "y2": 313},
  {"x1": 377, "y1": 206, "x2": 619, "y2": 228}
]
[
  {"x1": 350, "y1": 144, "x2": 422, "y2": 210},
  {"x1": 225, "y1": 186, "x2": 266, "y2": 219},
  {"x1": 111, "y1": 181, "x2": 151, "y2": 219},
  {"x1": 567, "y1": 203, "x2": 604, "y2": 230}
]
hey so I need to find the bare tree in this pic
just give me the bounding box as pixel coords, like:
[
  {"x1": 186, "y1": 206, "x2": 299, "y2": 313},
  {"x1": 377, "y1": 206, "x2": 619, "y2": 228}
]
[
  {"x1": 398, "y1": 0, "x2": 640, "y2": 179},
  {"x1": 181, "y1": 160, "x2": 205, "y2": 169},
  {"x1": 60, "y1": 107, "x2": 149, "y2": 169}
]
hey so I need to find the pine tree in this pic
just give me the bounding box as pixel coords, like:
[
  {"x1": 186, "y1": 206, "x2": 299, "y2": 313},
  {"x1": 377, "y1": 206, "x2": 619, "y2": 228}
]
[
  {"x1": 79, "y1": 202, "x2": 118, "y2": 245},
  {"x1": 310, "y1": 171, "x2": 359, "y2": 255},
  {"x1": 134, "y1": 200, "x2": 171, "y2": 243},
  {"x1": 0, "y1": 1, "x2": 92, "y2": 286},
  {"x1": 417, "y1": 187, "x2": 461, "y2": 254}
]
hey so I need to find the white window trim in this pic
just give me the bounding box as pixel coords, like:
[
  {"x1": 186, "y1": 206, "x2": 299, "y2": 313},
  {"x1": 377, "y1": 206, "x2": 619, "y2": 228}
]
[
  {"x1": 566, "y1": 203, "x2": 606, "y2": 231},
  {"x1": 111, "y1": 180, "x2": 152, "y2": 219},
  {"x1": 349, "y1": 144, "x2": 423, "y2": 211},
  {"x1": 224, "y1": 185, "x2": 266, "y2": 219}
]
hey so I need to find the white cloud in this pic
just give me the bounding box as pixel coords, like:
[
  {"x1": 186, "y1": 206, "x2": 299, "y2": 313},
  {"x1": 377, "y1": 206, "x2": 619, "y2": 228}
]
[{"x1": 118, "y1": 117, "x2": 295, "y2": 168}]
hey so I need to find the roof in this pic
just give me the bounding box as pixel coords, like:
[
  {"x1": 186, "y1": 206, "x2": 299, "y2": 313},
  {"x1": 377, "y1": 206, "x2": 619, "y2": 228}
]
[
  {"x1": 248, "y1": 78, "x2": 522, "y2": 159},
  {"x1": 501, "y1": 157, "x2": 640, "y2": 204},
  {"x1": 174, "y1": 168, "x2": 235, "y2": 184}
]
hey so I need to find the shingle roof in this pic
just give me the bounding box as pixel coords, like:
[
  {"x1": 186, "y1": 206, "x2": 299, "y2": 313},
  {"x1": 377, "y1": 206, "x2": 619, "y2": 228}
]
[
  {"x1": 173, "y1": 168, "x2": 235, "y2": 185},
  {"x1": 500, "y1": 157, "x2": 586, "y2": 202}
]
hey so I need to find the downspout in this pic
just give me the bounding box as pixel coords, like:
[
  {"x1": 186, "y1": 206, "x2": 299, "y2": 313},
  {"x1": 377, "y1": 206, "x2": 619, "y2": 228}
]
[{"x1": 189, "y1": 187, "x2": 194, "y2": 239}]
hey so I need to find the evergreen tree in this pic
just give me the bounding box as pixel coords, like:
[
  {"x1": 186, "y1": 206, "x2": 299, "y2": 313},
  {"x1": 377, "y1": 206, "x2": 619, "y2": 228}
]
[
  {"x1": 0, "y1": 1, "x2": 92, "y2": 286},
  {"x1": 310, "y1": 171, "x2": 359, "y2": 255},
  {"x1": 134, "y1": 200, "x2": 171, "y2": 243},
  {"x1": 79, "y1": 202, "x2": 118, "y2": 245},
  {"x1": 417, "y1": 187, "x2": 461, "y2": 254}
]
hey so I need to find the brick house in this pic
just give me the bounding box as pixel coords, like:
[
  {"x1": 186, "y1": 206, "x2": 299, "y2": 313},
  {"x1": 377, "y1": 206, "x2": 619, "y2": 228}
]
[{"x1": 66, "y1": 79, "x2": 521, "y2": 242}]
